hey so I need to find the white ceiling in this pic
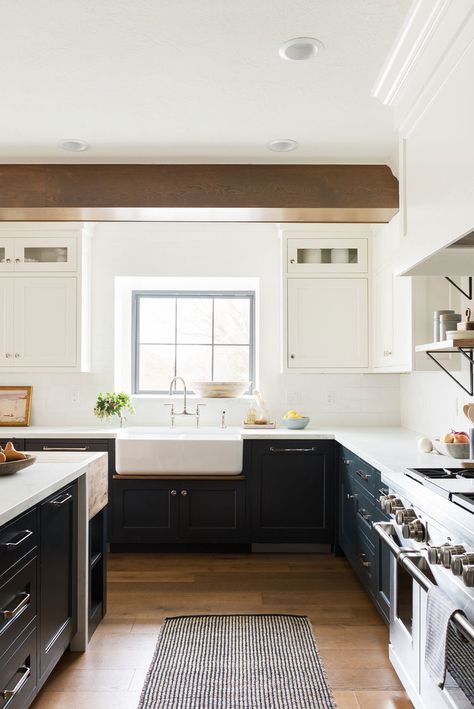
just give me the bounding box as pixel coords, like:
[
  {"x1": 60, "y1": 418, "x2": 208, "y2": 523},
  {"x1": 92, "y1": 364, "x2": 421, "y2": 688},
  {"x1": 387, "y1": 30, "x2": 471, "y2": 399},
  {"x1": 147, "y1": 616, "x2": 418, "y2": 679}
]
[{"x1": 0, "y1": 0, "x2": 413, "y2": 164}]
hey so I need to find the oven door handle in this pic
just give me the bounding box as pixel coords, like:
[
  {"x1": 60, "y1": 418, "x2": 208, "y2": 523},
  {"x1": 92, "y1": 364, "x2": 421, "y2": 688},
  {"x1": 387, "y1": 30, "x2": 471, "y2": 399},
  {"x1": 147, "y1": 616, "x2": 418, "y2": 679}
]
[
  {"x1": 372, "y1": 521, "x2": 415, "y2": 558},
  {"x1": 401, "y1": 555, "x2": 474, "y2": 645}
]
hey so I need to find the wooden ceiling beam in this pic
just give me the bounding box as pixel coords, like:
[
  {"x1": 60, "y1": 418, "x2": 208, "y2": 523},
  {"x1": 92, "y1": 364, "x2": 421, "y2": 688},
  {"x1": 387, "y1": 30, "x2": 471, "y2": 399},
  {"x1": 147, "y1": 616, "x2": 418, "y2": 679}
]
[{"x1": 0, "y1": 164, "x2": 398, "y2": 222}]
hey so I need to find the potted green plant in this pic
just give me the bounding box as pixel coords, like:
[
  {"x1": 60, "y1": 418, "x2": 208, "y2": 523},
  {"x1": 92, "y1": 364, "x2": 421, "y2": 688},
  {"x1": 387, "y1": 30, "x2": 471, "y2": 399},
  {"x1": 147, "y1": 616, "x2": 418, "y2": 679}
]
[{"x1": 93, "y1": 392, "x2": 135, "y2": 428}]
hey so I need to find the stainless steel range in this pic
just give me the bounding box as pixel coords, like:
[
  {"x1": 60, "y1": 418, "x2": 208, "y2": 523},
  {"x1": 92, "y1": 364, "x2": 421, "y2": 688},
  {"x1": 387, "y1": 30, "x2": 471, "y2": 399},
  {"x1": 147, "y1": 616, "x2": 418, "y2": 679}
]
[{"x1": 374, "y1": 465, "x2": 474, "y2": 709}]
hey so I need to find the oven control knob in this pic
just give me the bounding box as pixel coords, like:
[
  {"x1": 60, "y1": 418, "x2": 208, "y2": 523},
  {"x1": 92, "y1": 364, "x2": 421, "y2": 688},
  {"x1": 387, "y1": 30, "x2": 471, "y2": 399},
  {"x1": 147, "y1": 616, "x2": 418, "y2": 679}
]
[
  {"x1": 385, "y1": 498, "x2": 404, "y2": 514},
  {"x1": 428, "y1": 546, "x2": 444, "y2": 564},
  {"x1": 379, "y1": 494, "x2": 396, "y2": 510},
  {"x1": 402, "y1": 519, "x2": 426, "y2": 542},
  {"x1": 441, "y1": 545, "x2": 466, "y2": 568},
  {"x1": 462, "y1": 565, "x2": 474, "y2": 587},
  {"x1": 395, "y1": 508, "x2": 417, "y2": 525},
  {"x1": 452, "y1": 553, "x2": 474, "y2": 576}
]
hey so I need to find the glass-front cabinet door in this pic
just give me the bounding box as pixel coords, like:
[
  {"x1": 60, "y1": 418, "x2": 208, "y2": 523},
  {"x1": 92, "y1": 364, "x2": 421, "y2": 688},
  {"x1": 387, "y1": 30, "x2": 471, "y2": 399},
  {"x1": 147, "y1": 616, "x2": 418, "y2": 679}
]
[
  {"x1": 0, "y1": 238, "x2": 14, "y2": 271},
  {"x1": 13, "y1": 236, "x2": 77, "y2": 271},
  {"x1": 287, "y1": 238, "x2": 368, "y2": 273}
]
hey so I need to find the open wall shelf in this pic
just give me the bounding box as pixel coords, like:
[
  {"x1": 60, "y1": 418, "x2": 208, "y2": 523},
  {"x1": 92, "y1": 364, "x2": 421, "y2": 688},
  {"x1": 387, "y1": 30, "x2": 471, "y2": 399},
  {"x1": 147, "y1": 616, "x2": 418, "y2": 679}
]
[{"x1": 416, "y1": 340, "x2": 474, "y2": 395}]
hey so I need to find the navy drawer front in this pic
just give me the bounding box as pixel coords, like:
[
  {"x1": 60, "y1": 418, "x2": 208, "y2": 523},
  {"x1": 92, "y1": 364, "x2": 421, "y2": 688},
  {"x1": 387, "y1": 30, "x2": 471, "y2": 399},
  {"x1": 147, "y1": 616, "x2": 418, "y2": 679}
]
[
  {"x1": 340, "y1": 446, "x2": 381, "y2": 498},
  {"x1": 0, "y1": 624, "x2": 37, "y2": 709},
  {"x1": 0, "y1": 554, "x2": 37, "y2": 661},
  {"x1": 24, "y1": 439, "x2": 109, "y2": 453},
  {"x1": 0, "y1": 510, "x2": 38, "y2": 579}
]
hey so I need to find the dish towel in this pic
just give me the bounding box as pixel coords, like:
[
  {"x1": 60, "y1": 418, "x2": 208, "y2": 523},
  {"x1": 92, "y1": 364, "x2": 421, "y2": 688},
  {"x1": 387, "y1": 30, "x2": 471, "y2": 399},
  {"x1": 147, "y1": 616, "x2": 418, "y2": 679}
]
[{"x1": 425, "y1": 585, "x2": 466, "y2": 688}]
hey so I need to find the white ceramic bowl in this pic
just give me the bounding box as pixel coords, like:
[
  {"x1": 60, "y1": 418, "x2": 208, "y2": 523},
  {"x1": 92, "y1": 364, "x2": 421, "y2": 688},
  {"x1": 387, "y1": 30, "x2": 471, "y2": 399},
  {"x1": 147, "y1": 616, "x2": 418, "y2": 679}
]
[
  {"x1": 282, "y1": 416, "x2": 310, "y2": 430},
  {"x1": 432, "y1": 439, "x2": 470, "y2": 459},
  {"x1": 190, "y1": 381, "x2": 250, "y2": 398}
]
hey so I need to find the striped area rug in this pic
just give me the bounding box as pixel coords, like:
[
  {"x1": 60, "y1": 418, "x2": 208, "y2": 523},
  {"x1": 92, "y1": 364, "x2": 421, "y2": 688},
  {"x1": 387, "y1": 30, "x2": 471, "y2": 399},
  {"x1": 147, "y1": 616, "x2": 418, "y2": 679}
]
[{"x1": 138, "y1": 614, "x2": 336, "y2": 709}]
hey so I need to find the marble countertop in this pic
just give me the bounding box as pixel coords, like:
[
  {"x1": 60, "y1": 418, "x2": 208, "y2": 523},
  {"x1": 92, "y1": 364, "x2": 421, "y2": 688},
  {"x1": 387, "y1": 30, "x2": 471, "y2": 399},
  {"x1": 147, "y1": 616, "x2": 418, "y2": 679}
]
[{"x1": 0, "y1": 451, "x2": 107, "y2": 526}]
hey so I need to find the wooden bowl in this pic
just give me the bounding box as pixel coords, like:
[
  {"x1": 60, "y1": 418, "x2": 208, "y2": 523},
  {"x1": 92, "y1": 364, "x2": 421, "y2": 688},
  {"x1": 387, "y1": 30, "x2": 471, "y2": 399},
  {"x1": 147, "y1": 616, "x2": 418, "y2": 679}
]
[
  {"x1": 190, "y1": 382, "x2": 250, "y2": 398},
  {"x1": 0, "y1": 455, "x2": 36, "y2": 476}
]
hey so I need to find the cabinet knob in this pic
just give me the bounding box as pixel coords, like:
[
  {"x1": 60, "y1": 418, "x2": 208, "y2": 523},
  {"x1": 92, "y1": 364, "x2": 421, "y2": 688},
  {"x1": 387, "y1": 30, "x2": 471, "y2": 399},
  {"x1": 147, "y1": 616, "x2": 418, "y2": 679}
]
[
  {"x1": 5, "y1": 353, "x2": 11, "y2": 358},
  {"x1": 290, "y1": 259, "x2": 295, "y2": 264},
  {"x1": 170, "y1": 489, "x2": 177, "y2": 496},
  {"x1": 181, "y1": 489, "x2": 188, "y2": 497},
  {"x1": 5, "y1": 258, "x2": 11, "y2": 263},
  {"x1": 346, "y1": 493, "x2": 355, "y2": 500},
  {"x1": 15, "y1": 258, "x2": 21, "y2": 263},
  {"x1": 383, "y1": 350, "x2": 393, "y2": 357},
  {"x1": 14, "y1": 353, "x2": 21, "y2": 359},
  {"x1": 290, "y1": 354, "x2": 295, "y2": 359}
]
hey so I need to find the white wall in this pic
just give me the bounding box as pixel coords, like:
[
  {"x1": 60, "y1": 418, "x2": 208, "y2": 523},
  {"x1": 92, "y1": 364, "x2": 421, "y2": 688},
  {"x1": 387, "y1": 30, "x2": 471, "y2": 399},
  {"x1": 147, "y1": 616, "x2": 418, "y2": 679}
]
[
  {"x1": 0, "y1": 222, "x2": 401, "y2": 428},
  {"x1": 400, "y1": 371, "x2": 472, "y2": 438}
]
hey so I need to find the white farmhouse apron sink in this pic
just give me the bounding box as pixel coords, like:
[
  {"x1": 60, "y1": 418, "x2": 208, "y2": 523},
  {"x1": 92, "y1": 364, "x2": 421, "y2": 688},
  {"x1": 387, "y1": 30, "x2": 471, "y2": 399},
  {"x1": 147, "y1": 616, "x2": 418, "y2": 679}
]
[{"x1": 115, "y1": 427, "x2": 243, "y2": 475}]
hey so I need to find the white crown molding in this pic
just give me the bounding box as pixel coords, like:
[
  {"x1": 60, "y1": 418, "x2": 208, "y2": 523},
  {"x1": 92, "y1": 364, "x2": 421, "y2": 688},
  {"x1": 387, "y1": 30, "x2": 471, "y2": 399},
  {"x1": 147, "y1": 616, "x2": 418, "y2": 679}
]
[{"x1": 372, "y1": 0, "x2": 451, "y2": 106}]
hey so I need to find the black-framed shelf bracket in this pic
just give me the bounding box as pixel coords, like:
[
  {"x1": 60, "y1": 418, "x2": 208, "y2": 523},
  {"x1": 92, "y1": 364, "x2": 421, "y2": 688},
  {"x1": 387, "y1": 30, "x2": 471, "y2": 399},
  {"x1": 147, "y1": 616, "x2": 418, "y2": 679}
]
[
  {"x1": 445, "y1": 276, "x2": 472, "y2": 300},
  {"x1": 426, "y1": 347, "x2": 474, "y2": 396}
]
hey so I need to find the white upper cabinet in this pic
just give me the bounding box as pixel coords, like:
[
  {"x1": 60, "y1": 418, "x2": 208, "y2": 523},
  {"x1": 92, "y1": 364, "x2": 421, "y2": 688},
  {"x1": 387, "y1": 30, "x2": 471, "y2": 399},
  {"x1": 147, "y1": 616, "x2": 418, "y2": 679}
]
[
  {"x1": 12, "y1": 278, "x2": 77, "y2": 367},
  {"x1": 13, "y1": 235, "x2": 77, "y2": 272},
  {"x1": 287, "y1": 278, "x2": 369, "y2": 369},
  {"x1": 0, "y1": 278, "x2": 14, "y2": 365},
  {"x1": 287, "y1": 237, "x2": 368, "y2": 274},
  {"x1": 0, "y1": 223, "x2": 91, "y2": 371}
]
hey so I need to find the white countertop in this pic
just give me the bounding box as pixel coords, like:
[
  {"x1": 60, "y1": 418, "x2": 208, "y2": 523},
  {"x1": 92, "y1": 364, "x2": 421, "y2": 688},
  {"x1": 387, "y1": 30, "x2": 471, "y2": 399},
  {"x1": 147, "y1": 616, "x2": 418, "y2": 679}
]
[
  {"x1": 3, "y1": 424, "x2": 463, "y2": 477},
  {"x1": 0, "y1": 451, "x2": 107, "y2": 526}
]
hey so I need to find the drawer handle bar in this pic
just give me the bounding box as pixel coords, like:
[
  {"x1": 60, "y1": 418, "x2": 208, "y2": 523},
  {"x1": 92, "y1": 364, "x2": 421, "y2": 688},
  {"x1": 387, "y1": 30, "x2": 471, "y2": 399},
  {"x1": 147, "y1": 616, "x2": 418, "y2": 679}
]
[
  {"x1": 356, "y1": 470, "x2": 370, "y2": 481},
  {"x1": 269, "y1": 447, "x2": 316, "y2": 453},
  {"x1": 360, "y1": 554, "x2": 371, "y2": 568},
  {"x1": 49, "y1": 493, "x2": 73, "y2": 507},
  {"x1": 357, "y1": 509, "x2": 371, "y2": 522},
  {"x1": 43, "y1": 446, "x2": 89, "y2": 452},
  {"x1": 0, "y1": 530, "x2": 33, "y2": 550},
  {"x1": 1, "y1": 665, "x2": 30, "y2": 700},
  {"x1": 1, "y1": 592, "x2": 30, "y2": 621}
]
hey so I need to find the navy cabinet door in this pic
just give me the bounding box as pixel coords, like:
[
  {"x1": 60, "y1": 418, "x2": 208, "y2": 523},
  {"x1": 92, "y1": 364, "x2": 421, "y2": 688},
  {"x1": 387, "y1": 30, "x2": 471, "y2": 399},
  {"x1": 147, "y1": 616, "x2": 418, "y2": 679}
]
[
  {"x1": 39, "y1": 482, "x2": 77, "y2": 682},
  {"x1": 250, "y1": 441, "x2": 334, "y2": 543},
  {"x1": 178, "y1": 481, "x2": 248, "y2": 542},
  {"x1": 112, "y1": 481, "x2": 179, "y2": 542}
]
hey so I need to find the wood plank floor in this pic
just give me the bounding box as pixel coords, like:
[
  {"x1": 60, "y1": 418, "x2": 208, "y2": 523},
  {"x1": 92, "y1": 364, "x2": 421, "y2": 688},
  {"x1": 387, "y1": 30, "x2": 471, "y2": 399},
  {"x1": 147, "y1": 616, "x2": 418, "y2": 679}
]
[{"x1": 32, "y1": 552, "x2": 413, "y2": 709}]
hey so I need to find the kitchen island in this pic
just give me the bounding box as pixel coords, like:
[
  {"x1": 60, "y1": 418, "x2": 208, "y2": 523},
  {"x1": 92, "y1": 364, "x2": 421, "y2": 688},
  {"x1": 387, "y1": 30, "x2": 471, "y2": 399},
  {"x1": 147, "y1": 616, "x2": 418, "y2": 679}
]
[{"x1": 0, "y1": 451, "x2": 107, "y2": 708}]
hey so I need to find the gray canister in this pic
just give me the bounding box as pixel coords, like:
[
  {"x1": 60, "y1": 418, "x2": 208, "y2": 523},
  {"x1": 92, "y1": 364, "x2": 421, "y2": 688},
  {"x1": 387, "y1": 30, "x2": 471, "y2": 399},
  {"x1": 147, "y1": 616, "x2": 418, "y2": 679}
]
[
  {"x1": 434, "y1": 310, "x2": 455, "y2": 341},
  {"x1": 439, "y1": 313, "x2": 461, "y2": 340}
]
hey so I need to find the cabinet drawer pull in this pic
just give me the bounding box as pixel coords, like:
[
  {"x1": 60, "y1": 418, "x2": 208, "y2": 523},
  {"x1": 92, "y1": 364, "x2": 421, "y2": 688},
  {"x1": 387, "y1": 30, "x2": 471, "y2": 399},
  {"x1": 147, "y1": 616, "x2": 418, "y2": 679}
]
[
  {"x1": 170, "y1": 489, "x2": 177, "y2": 496},
  {"x1": 378, "y1": 488, "x2": 389, "y2": 496},
  {"x1": 181, "y1": 490, "x2": 188, "y2": 497},
  {"x1": 1, "y1": 592, "x2": 30, "y2": 621},
  {"x1": 269, "y1": 447, "x2": 316, "y2": 453},
  {"x1": 42, "y1": 446, "x2": 89, "y2": 452},
  {"x1": 346, "y1": 493, "x2": 356, "y2": 500},
  {"x1": 360, "y1": 554, "x2": 371, "y2": 569},
  {"x1": 49, "y1": 493, "x2": 73, "y2": 507},
  {"x1": 1, "y1": 665, "x2": 30, "y2": 700},
  {"x1": 342, "y1": 458, "x2": 353, "y2": 465},
  {"x1": 356, "y1": 470, "x2": 370, "y2": 482},
  {"x1": 358, "y1": 509, "x2": 371, "y2": 522},
  {"x1": 0, "y1": 529, "x2": 33, "y2": 550}
]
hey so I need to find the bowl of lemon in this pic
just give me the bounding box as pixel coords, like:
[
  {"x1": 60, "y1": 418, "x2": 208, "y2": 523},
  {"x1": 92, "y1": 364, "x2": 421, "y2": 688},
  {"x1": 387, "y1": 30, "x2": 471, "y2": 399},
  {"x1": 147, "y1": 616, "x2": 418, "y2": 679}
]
[{"x1": 282, "y1": 410, "x2": 310, "y2": 430}]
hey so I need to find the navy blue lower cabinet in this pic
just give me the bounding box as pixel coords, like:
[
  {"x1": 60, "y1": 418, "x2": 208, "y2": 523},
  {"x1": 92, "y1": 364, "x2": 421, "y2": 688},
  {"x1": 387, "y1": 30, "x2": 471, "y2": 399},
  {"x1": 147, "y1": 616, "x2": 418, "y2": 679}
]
[
  {"x1": 338, "y1": 444, "x2": 391, "y2": 624},
  {"x1": 249, "y1": 440, "x2": 335, "y2": 544},
  {"x1": 112, "y1": 478, "x2": 248, "y2": 544},
  {"x1": 39, "y1": 482, "x2": 78, "y2": 683}
]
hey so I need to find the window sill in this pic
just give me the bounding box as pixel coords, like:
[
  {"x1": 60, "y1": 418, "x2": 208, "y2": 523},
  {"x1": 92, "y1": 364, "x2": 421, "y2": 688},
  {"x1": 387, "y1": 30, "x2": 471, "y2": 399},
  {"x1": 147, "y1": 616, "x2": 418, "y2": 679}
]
[{"x1": 131, "y1": 394, "x2": 254, "y2": 400}]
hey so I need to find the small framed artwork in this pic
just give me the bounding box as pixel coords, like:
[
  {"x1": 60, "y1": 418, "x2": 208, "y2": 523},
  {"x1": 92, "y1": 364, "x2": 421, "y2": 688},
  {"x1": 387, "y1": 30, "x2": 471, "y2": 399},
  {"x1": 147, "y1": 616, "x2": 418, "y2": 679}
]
[{"x1": 0, "y1": 386, "x2": 32, "y2": 426}]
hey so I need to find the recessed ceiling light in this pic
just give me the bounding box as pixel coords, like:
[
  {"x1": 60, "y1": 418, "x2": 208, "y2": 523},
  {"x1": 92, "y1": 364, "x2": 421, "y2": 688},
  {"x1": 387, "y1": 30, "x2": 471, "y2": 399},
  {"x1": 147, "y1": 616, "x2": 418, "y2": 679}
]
[
  {"x1": 279, "y1": 37, "x2": 324, "y2": 61},
  {"x1": 268, "y1": 139, "x2": 298, "y2": 153},
  {"x1": 59, "y1": 138, "x2": 89, "y2": 152}
]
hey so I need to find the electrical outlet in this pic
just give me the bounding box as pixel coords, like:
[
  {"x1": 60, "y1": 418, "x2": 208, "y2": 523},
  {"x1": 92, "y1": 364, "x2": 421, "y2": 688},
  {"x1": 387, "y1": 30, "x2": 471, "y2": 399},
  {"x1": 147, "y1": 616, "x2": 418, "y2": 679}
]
[
  {"x1": 326, "y1": 391, "x2": 336, "y2": 406},
  {"x1": 286, "y1": 391, "x2": 302, "y2": 405},
  {"x1": 71, "y1": 390, "x2": 80, "y2": 404}
]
